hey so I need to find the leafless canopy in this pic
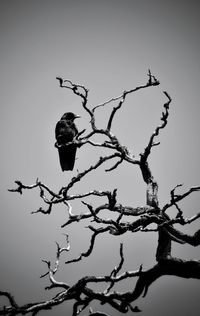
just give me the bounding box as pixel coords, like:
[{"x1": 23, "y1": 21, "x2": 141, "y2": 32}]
[{"x1": 2, "y1": 70, "x2": 200, "y2": 316}]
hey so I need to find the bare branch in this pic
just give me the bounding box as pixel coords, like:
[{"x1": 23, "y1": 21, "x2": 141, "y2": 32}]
[
  {"x1": 9, "y1": 179, "x2": 60, "y2": 199},
  {"x1": 31, "y1": 205, "x2": 52, "y2": 215},
  {"x1": 105, "y1": 157, "x2": 123, "y2": 172},
  {"x1": 8, "y1": 180, "x2": 38, "y2": 195},
  {"x1": 93, "y1": 70, "x2": 160, "y2": 112},
  {"x1": 141, "y1": 90, "x2": 171, "y2": 163},
  {"x1": 163, "y1": 185, "x2": 200, "y2": 212},
  {"x1": 105, "y1": 243, "x2": 124, "y2": 293},
  {"x1": 164, "y1": 225, "x2": 200, "y2": 247},
  {"x1": 56, "y1": 77, "x2": 95, "y2": 129},
  {"x1": 61, "y1": 204, "x2": 108, "y2": 228},
  {"x1": 40, "y1": 234, "x2": 70, "y2": 290},
  {"x1": 62, "y1": 153, "x2": 121, "y2": 196},
  {"x1": 0, "y1": 291, "x2": 18, "y2": 309},
  {"x1": 107, "y1": 92, "x2": 126, "y2": 131},
  {"x1": 65, "y1": 226, "x2": 110, "y2": 264}
]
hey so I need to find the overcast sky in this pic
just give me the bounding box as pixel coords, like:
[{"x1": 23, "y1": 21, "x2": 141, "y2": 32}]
[{"x1": 0, "y1": 1, "x2": 200, "y2": 315}]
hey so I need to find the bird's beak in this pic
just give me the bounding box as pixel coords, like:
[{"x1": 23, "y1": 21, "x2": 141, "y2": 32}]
[{"x1": 74, "y1": 115, "x2": 81, "y2": 119}]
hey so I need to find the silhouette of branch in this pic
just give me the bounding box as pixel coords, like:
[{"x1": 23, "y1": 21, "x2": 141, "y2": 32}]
[
  {"x1": 8, "y1": 180, "x2": 39, "y2": 195},
  {"x1": 141, "y1": 90, "x2": 171, "y2": 162},
  {"x1": 138, "y1": 90, "x2": 172, "y2": 209},
  {"x1": 61, "y1": 204, "x2": 108, "y2": 227},
  {"x1": 105, "y1": 243, "x2": 124, "y2": 293},
  {"x1": 56, "y1": 77, "x2": 91, "y2": 119},
  {"x1": 118, "y1": 259, "x2": 200, "y2": 305},
  {"x1": 61, "y1": 153, "x2": 122, "y2": 196},
  {"x1": 164, "y1": 226, "x2": 200, "y2": 247},
  {"x1": 105, "y1": 157, "x2": 124, "y2": 172},
  {"x1": 139, "y1": 90, "x2": 171, "y2": 184},
  {"x1": 163, "y1": 184, "x2": 200, "y2": 212},
  {"x1": 93, "y1": 70, "x2": 159, "y2": 112},
  {"x1": 8, "y1": 179, "x2": 60, "y2": 198},
  {"x1": 40, "y1": 234, "x2": 70, "y2": 288},
  {"x1": 106, "y1": 92, "x2": 126, "y2": 131},
  {"x1": 0, "y1": 291, "x2": 18, "y2": 309},
  {"x1": 65, "y1": 226, "x2": 110, "y2": 264}
]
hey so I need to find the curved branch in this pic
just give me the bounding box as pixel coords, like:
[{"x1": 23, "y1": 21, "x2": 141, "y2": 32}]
[
  {"x1": 121, "y1": 258, "x2": 200, "y2": 305},
  {"x1": 62, "y1": 153, "x2": 121, "y2": 195},
  {"x1": 141, "y1": 91, "x2": 171, "y2": 163},
  {"x1": 93, "y1": 70, "x2": 159, "y2": 113},
  {"x1": 163, "y1": 184, "x2": 200, "y2": 212},
  {"x1": 65, "y1": 226, "x2": 110, "y2": 264}
]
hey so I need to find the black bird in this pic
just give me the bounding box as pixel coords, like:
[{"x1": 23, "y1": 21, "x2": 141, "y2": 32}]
[{"x1": 55, "y1": 112, "x2": 80, "y2": 171}]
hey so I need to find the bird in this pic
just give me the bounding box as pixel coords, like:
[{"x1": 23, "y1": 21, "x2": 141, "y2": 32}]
[{"x1": 55, "y1": 112, "x2": 80, "y2": 171}]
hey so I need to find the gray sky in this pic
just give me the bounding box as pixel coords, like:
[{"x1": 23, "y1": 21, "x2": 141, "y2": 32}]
[{"x1": 0, "y1": 1, "x2": 200, "y2": 315}]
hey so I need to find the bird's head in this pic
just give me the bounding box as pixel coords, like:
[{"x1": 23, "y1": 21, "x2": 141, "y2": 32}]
[{"x1": 61, "y1": 112, "x2": 81, "y2": 121}]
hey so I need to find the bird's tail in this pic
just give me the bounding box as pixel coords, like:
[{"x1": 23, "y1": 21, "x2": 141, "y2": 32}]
[{"x1": 58, "y1": 145, "x2": 77, "y2": 171}]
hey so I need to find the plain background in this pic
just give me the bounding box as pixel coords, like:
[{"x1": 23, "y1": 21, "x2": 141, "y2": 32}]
[{"x1": 0, "y1": 1, "x2": 200, "y2": 315}]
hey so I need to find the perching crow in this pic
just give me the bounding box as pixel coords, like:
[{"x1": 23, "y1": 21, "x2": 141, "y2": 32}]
[{"x1": 55, "y1": 112, "x2": 80, "y2": 171}]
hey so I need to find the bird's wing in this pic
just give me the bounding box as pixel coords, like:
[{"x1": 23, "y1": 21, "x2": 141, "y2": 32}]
[
  {"x1": 55, "y1": 119, "x2": 79, "y2": 171},
  {"x1": 55, "y1": 120, "x2": 75, "y2": 144}
]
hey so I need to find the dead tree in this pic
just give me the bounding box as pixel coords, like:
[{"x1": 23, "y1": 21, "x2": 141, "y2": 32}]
[{"x1": 1, "y1": 71, "x2": 200, "y2": 316}]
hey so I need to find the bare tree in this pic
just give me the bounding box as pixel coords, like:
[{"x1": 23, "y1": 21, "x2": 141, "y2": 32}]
[{"x1": 1, "y1": 71, "x2": 200, "y2": 316}]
